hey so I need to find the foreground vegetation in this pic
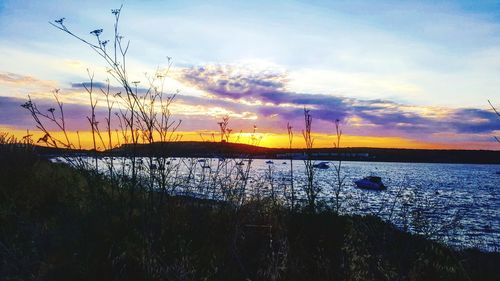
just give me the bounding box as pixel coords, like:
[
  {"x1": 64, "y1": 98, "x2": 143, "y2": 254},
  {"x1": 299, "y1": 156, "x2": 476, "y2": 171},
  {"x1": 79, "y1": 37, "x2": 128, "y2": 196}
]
[
  {"x1": 2, "y1": 6, "x2": 499, "y2": 280},
  {"x1": 1, "y1": 147, "x2": 499, "y2": 281}
]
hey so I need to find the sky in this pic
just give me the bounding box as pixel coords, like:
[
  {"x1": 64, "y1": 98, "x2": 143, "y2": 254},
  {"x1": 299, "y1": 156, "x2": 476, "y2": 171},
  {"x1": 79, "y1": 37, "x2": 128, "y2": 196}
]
[{"x1": 0, "y1": 0, "x2": 499, "y2": 149}]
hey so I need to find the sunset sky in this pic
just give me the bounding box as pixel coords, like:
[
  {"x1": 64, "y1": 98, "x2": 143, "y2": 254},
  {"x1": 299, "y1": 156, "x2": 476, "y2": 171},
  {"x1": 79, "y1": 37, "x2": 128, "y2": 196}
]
[{"x1": 1, "y1": 0, "x2": 499, "y2": 149}]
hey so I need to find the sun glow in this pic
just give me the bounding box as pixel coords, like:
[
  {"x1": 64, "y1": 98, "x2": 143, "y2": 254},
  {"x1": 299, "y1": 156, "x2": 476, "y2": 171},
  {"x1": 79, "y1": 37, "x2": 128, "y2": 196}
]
[{"x1": 5, "y1": 127, "x2": 495, "y2": 151}]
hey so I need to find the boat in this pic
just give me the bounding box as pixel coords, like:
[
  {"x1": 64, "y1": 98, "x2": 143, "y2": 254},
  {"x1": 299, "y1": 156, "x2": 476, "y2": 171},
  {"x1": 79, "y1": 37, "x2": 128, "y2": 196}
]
[
  {"x1": 265, "y1": 160, "x2": 274, "y2": 164},
  {"x1": 313, "y1": 162, "x2": 329, "y2": 169},
  {"x1": 354, "y1": 176, "x2": 386, "y2": 191}
]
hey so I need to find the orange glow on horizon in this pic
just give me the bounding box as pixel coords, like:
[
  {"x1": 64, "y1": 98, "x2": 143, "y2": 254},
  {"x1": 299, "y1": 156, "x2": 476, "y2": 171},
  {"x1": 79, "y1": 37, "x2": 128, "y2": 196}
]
[{"x1": 2, "y1": 127, "x2": 499, "y2": 151}]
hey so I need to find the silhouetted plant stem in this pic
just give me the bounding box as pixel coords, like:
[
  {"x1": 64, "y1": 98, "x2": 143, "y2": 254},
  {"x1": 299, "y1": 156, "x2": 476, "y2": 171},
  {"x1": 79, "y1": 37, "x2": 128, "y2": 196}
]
[
  {"x1": 287, "y1": 122, "x2": 295, "y2": 212},
  {"x1": 21, "y1": 91, "x2": 73, "y2": 149},
  {"x1": 488, "y1": 100, "x2": 500, "y2": 143},
  {"x1": 332, "y1": 119, "x2": 346, "y2": 213},
  {"x1": 302, "y1": 108, "x2": 318, "y2": 213}
]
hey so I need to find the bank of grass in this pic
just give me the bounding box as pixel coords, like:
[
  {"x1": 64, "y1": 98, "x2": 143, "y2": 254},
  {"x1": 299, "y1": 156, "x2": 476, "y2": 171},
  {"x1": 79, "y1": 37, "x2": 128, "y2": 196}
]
[{"x1": 0, "y1": 147, "x2": 499, "y2": 281}]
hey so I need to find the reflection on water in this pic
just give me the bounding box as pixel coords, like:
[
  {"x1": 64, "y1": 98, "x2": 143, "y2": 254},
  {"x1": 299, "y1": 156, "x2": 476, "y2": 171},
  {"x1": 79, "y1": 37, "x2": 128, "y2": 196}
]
[{"x1": 54, "y1": 156, "x2": 500, "y2": 251}]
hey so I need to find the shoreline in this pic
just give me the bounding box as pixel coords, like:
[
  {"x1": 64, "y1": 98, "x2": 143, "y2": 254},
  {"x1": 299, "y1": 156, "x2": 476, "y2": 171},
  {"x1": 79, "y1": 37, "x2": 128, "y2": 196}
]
[{"x1": 13, "y1": 141, "x2": 499, "y2": 164}]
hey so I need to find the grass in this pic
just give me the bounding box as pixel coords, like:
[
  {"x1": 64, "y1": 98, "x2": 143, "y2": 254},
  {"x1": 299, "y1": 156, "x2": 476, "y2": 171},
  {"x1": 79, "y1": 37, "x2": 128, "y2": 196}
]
[
  {"x1": 4, "y1": 5, "x2": 497, "y2": 279},
  {"x1": 1, "y1": 146, "x2": 499, "y2": 281}
]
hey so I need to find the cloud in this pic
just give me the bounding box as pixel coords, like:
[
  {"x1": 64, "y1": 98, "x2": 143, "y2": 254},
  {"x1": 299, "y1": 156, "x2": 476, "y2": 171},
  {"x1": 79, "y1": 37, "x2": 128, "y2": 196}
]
[
  {"x1": 0, "y1": 96, "x2": 35, "y2": 128},
  {"x1": 2, "y1": 67, "x2": 498, "y2": 147},
  {"x1": 0, "y1": 72, "x2": 57, "y2": 89},
  {"x1": 0, "y1": 95, "x2": 114, "y2": 131},
  {"x1": 178, "y1": 64, "x2": 500, "y2": 137},
  {"x1": 179, "y1": 65, "x2": 351, "y2": 120},
  {"x1": 71, "y1": 81, "x2": 109, "y2": 89},
  {"x1": 447, "y1": 108, "x2": 499, "y2": 134}
]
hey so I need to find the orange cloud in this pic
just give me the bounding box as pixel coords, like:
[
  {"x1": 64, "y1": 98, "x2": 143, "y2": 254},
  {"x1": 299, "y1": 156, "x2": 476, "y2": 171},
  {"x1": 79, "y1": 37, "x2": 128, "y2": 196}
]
[{"x1": 0, "y1": 72, "x2": 58, "y2": 89}]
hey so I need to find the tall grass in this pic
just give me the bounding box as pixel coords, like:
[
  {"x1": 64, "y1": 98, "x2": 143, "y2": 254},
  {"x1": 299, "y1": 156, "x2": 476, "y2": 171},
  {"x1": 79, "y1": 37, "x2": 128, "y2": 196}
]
[
  {"x1": 488, "y1": 100, "x2": 500, "y2": 143},
  {"x1": 1, "y1": 143, "x2": 497, "y2": 280},
  {"x1": 6, "y1": 6, "x2": 489, "y2": 279}
]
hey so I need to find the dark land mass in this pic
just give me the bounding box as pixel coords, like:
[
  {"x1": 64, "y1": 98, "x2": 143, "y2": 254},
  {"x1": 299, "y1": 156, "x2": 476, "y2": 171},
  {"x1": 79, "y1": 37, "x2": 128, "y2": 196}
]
[
  {"x1": 26, "y1": 141, "x2": 500, "y2": 164},
  {"x1": 1, "y1": 145, "x2": 499, "y2": 281}
]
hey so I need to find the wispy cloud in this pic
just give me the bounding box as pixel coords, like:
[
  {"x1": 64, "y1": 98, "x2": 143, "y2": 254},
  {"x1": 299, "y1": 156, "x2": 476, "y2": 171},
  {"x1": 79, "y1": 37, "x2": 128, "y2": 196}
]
[{"x1": 0, "y1": 72, "x2": 57, "y2": 89}]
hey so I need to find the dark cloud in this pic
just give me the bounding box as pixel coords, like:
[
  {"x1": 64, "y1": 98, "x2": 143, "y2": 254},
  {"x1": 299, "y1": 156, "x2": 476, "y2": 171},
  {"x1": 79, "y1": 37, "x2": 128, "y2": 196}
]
[
  {"x1": 181, "y1": 66, "x2": 287, "y2": 101},
  {"x1": 71, "y1": 81, "x2": 109, "y2": 89},
  {"x1": 447, "y1": 108, "x2": 499, "y2": 134}
]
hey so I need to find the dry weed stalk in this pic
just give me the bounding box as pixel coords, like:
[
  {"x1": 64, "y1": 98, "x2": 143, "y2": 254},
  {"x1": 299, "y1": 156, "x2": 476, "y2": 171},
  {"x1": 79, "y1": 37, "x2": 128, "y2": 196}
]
[{"x1": 302, "y1": 108, "x2": 319, "y2": 212}]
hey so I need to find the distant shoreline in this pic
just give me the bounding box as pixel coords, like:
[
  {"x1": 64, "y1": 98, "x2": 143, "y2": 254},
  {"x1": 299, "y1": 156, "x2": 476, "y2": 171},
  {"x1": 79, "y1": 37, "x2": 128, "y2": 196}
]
[{"x1": 11, "y1": 141, "x2": 499, "y2": 165}]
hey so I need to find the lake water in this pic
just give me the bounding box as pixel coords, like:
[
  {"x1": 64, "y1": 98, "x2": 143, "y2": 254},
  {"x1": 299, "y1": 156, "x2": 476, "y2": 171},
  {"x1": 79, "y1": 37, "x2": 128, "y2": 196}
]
[{"x1": 56, "y1": 156, "x2": 500, "y2": 251}]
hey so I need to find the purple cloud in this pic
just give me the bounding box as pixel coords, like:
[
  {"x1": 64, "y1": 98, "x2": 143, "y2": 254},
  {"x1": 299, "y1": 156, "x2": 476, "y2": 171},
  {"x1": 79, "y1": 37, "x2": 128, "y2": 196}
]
[
  {"x1": 2, "y1": 67, "x2": 498, "y2": 145},
  {"x1": 178, "y1": 64, "x2": 500, "y2": 137},
  {"x1": 0, "y1": 95, "x2": 115, "y2": 131}
]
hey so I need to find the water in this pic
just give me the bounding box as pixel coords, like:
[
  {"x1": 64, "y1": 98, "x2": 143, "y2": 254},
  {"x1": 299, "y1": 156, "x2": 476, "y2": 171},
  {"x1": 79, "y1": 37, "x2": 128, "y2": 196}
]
[{"x1": 55, "y1": 156, "x2": 500, "y2": 251}]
